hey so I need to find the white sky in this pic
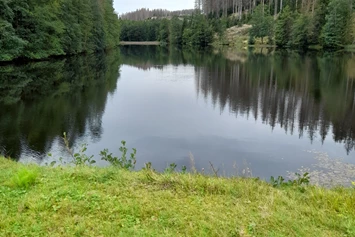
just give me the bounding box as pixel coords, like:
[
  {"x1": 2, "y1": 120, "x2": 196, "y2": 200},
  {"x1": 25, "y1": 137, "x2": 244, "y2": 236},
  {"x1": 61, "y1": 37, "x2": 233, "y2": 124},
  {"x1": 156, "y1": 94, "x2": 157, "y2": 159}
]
[{"x1": 113, "y1": 0, "x2": 195, "y2": 15}]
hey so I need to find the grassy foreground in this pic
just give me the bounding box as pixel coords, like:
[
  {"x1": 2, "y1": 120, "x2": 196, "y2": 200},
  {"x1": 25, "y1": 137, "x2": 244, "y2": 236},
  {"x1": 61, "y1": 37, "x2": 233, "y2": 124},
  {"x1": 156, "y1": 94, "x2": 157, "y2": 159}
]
[{"x1": 1, "y1": 157, "x2": 355, "y2": 237}]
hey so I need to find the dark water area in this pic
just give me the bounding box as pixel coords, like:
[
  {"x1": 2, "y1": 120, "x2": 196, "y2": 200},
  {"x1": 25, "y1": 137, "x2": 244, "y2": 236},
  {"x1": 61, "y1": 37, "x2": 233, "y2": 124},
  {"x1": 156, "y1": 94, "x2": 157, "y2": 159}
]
[{"x1": 1, "y1": 46, "x2": 355, "y2": 180}]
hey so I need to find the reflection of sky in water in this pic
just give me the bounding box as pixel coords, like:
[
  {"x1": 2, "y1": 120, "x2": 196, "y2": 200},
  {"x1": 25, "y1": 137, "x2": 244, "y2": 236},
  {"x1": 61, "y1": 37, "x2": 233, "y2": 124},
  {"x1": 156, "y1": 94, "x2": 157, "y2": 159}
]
[{"x1": 37, "y1": 64, "x2": 353, "y2": 179}]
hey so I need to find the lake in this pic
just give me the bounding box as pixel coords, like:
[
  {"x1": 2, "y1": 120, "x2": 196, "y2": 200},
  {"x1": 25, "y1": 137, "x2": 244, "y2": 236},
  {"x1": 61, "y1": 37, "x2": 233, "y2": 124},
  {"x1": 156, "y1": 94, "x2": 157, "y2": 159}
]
[{"x1": 1, "y1": 46, "x2": 355, "y2": 183}]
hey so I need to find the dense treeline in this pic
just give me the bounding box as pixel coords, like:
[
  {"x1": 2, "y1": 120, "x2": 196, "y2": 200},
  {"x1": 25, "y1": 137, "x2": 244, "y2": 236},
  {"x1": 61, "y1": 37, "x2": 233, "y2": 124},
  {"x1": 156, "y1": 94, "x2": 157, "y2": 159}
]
[
  {"x1": 248, "y1": 0, "x2": 355, "y2": 48},
  {"x1": 120, "y1": 20, "x2": 161, "y2": 41},
  {"x1": 0, "y1": 0, "x2": 120, "y2": 62},
  {"x1": 274, "y1": 0, "x2": 355, "y2": 48},
  {"x1": 120, "y1": 15, "x2": 214, "y2": 47},
  {"x1": 194, "y1": 0, "x2": 355, "y2": 48},
  {"x1": 119, "y1": 8, "x2": 195, "y2": 21},
  {"x1": 119, "y1": 0, "x2": 355, "y2": 49},
  {"x1": 120, "y1": 13, "x2": 241, "y2": 47}
]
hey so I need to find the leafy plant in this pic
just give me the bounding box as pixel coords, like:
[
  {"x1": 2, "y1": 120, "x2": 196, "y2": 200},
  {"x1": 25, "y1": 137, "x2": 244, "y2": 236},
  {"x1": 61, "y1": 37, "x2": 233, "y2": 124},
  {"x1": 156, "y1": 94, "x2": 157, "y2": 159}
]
[
  {"x1": 72, "y1": 143, "x2": 96, "y2": 166},
  {"x1": 270, "y1": 175, "x2": 286, "y2": 188},
  {"x1": 270, "y1": 173, "x2": 310, "y2": 188},
  {"x1": 62, "y1": 132, "x2": 96, "y2": 166},
  {"x1": 164, "y1": 163, "x2": 177, "y2": 173},
  {"x1": 11, "y1": 168, "x2": 38, "y2": 188},
  {"x1": 100, "y1": 140, "x2": 137, "y2": 170},
  {"x1": 293, "y1": 172, "x2": 310, "y2": 186},
  {"x1": 143, "y1": 162, "x2": 155, "y2": 172}
]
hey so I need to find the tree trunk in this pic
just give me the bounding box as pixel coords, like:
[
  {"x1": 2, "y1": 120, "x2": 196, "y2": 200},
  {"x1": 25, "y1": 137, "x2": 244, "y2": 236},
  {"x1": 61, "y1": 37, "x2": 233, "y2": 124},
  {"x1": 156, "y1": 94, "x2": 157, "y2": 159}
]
[
  {"x1": 274, "y1": 0, "x2": 278, "y2": 19},
  {"x1": 280, "y1": 0, "x2": 283, "y2": 11}
]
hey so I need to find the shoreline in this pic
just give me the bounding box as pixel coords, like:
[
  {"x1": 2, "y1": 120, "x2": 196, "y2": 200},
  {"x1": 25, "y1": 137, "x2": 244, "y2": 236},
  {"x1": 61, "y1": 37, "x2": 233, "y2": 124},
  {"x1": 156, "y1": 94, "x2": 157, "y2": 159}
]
[{"x1": 120, "y1": 41, "x2": 161, "y2": 45}]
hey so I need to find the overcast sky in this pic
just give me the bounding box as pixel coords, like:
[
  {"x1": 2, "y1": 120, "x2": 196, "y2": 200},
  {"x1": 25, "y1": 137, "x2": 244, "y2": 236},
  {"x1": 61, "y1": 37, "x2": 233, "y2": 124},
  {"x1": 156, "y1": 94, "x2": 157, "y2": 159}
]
[{"x1": 113, "y1": 0, "x2": 195, "y2": 15}]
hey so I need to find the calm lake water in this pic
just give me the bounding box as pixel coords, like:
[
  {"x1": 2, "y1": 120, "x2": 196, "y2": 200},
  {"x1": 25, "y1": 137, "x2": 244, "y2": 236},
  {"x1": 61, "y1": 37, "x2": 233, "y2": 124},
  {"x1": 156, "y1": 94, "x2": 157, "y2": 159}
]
[{"x1": 1, "y1": 46, "x2": 355, "y2": 180}]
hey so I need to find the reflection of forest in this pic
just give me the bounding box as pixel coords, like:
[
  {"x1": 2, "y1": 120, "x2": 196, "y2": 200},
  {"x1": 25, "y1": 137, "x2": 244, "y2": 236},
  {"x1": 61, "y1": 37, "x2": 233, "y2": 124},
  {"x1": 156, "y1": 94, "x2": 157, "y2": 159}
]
[
  {"x1": 0, "y1": 51, "x2": 121, "y2": 160},
  {"x1": 196, "y1": 51, "x2": 355, "y2": 153},
  {"x1": 121, "y1": 46, "x2": 355, "y2": 154}
]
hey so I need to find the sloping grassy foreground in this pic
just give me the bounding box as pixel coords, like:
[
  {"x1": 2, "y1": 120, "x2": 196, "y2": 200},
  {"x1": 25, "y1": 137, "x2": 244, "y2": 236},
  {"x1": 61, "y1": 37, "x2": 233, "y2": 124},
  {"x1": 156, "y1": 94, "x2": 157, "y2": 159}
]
[{"x1": 1, "y1": 157, "x2": 355, "y2": 237}]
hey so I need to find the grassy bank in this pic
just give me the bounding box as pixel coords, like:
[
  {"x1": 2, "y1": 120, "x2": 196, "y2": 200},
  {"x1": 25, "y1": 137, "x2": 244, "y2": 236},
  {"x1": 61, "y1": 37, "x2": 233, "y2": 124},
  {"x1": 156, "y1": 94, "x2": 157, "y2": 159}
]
[{"x1": 1, "y1": 157, "x2": 355, "y2": 236}]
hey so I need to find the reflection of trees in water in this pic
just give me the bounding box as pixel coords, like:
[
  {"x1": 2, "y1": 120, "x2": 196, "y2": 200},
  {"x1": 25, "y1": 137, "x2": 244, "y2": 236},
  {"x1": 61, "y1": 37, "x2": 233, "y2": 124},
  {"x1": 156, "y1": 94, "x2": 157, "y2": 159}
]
[
  {"x1": 195, "y1": 51, "x2": 355, "y2": 154},
  {"x1": 116, "y1": 46, "x2": 355, "y2": 153},
  {"x1": 120, "y1": 46, "x2": 169, "y2": 71},
  {"x1": 121, "y1": 46, "x2": 355, "y2": 153},
  {"x1": 0, "y1": 51, "x2": 121, "y2": 160}
]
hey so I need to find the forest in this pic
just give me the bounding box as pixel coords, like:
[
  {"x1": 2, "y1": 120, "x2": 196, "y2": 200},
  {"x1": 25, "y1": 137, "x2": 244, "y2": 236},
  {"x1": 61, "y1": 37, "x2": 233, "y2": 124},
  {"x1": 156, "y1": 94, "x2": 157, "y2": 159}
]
[
  {"x1": 0, "y1": 0, "x2": 121, "y2": 62},
  {"x1": 119, "y1": 14, "x2": 241, "y2": 47},
  {"x1": 119, "y1": 15, "x2": 219, "y2": 47},
  {"x1": 120, "y1": 0, "x2": 355, "y2": 49},
  {"x1": 2, "y1": 0, "x2": 355, "y2": 62},
  {"x1": 120, "y1": 8, "x2": 195, "y2": 21}
]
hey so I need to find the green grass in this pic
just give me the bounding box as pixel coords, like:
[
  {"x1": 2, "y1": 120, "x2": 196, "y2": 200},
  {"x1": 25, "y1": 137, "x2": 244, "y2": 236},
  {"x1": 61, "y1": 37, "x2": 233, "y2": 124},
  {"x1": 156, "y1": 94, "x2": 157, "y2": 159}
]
[
  {"x1": 1, "y1": 157, "x2": 355, "y2": 237},
  {"x1": 10, "y1": 167, "x2": 39, "y2": 188}
]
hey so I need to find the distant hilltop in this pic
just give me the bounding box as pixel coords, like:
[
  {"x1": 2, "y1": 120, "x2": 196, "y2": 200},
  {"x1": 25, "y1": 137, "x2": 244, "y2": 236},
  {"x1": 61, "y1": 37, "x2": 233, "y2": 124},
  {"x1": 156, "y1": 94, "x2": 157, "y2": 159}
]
[{"x1": 119, "y1": 8, "x2": 195, "y2": 21}]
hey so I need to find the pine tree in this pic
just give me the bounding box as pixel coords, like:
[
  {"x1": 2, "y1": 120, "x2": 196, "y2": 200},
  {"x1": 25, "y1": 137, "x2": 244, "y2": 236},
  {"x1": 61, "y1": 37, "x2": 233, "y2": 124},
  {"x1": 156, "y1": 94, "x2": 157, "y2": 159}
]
[
  {"x1": 322, "y1": 0, "x2": 352, "y2": 48},
  {"x1": 0, "y1": 0, "x2": 121, "y2": 61},
  {"x1": 289, "y1": 14, "x2": 310, "y2": 48},
  {"x1": 275, "y1": 6, "x2": 294, "y2": 47},
  {"x1": 249, "y1": 5, "x2": 274, "y2": 44}
]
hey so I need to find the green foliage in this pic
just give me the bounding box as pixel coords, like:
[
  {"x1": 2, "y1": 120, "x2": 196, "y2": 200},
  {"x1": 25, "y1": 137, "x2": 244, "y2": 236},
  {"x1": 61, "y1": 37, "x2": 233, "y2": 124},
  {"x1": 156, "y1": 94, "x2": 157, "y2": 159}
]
[
  {"x1": 308, "y1": 0, "x2": 330, "y2": 45},
  {"x1": 72, "y1": 144, "x2": 96, "y2": 166},
  {"x1": 2, "y1": 156, "x2": 355, "y2": 236},
  {"x1": 60, "y1": 133, "x2": 137, "y2": 169},
  {"x1": 322, "y1": 0, "x2": 352, "y2": 48},
  {"x1": 164, "y1": 163, "x2": 177, "y2": 173},
  {"x1": 182, "y1": 14, "x2": 213, "y2": 47},
  {"x1": 275, "y1": 6, "x2": 294, "y2": 47},
  {"x1": 11, "y1": 168, "x2": 38, "y2": 188},
  {"x1": 270, "y1": 173, "x2": 310, "y2": 188},
  {"x1": 250, "y1": 5, "x2": 274, "y2": 44},
  {"x1": 100, "y1": 141, "x2": 137, "y2": 170},
  {"x1": 169, "y1": 16, "x2": 184, "y2": 45},
  {"x1": 0, "y1": 20, "x2": 27, "y2": 61},
  {"x1": 0, "y1": 0, "x2": 120, "y2": 61},
  {"x1": 241, "y1": 0, "x2": 354, "y2": 48},
  {"x1": 62, "y1": 132, "x2": 96, "y2": 166},
  {"x1": 120, "y1": 14, "x2": 214, "y2": 48},
  {"x1": 158, "y1": 19, "x2": 170, "y2": 43},
  {"x1": 120, "y1": 19, "x2": 161, "y2": 41},
  {"x1": 289, "y1": 14, "x2": 310, "y2": 48}
]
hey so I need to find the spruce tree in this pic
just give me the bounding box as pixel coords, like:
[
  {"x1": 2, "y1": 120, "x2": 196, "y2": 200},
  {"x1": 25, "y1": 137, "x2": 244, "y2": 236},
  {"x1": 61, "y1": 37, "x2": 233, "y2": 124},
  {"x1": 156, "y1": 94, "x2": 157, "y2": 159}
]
[
  {"x1": 322, "y1": 0, "x2": 352, "y2": 48},
  {"x1": 275, "y1": 6, "x2": 294, "y2": 47},
  {"x1": 249, "y1": 5, "x2": 274, "y2": 44}
]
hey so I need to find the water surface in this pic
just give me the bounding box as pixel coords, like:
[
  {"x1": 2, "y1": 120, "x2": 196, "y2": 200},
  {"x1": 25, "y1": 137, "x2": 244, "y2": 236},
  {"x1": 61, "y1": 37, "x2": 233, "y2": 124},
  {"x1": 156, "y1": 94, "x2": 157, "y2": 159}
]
[{"x1": 1, "y1": 46, "x2": 355, "y2": 180}]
